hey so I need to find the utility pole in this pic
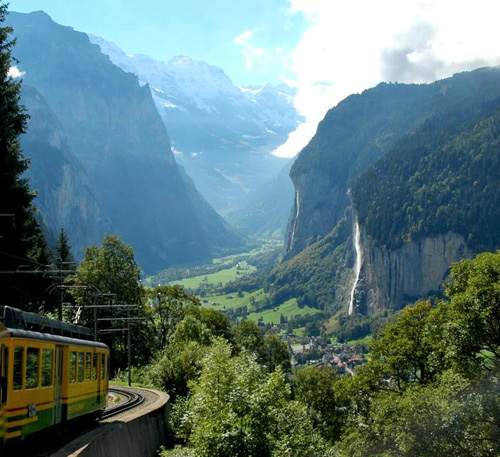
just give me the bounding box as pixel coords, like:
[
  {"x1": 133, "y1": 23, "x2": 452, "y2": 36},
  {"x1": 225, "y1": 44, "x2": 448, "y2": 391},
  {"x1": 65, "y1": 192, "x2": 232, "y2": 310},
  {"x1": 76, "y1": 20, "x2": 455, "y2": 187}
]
[{"x1": 127, "y1": 304, "x2": 132, "y2": 387}]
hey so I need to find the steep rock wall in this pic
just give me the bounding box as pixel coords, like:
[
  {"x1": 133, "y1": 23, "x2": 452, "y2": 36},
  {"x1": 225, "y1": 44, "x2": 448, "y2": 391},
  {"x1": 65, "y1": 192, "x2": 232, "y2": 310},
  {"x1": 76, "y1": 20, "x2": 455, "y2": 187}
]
[
  {"x1": 356, "y1": 230, "x2": 470, "y2": 312},
  {"x1": 285, "y1": 173, "x2": 347, "y2": 259},
  {"x1": 21, "y1": 86, "x2": 110, "y2": 258}
]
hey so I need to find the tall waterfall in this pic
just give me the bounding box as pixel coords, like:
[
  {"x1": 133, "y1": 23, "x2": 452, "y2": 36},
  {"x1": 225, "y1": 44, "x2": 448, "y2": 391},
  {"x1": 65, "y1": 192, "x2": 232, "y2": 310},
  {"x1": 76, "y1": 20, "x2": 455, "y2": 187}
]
[
  {"x1": 290, "y1": 190, "x2": 300, "y2": 248},
  {"x1": 348, "y1": 219, "x2": 363, "y2": 315}
]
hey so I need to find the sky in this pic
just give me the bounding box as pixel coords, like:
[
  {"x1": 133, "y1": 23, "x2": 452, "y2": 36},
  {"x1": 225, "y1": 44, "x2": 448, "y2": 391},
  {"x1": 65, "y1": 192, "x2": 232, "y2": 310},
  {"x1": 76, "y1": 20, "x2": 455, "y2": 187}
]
[{"x1": 9, "y1": 0, "x2": 500, "y2": 158}]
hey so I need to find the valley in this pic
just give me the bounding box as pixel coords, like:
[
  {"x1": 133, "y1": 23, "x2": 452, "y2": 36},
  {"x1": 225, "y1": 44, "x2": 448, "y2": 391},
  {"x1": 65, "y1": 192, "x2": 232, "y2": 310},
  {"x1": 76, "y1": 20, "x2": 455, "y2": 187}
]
[{"x1": 3, "y1": 3, "x2": 500, "y2": 456}]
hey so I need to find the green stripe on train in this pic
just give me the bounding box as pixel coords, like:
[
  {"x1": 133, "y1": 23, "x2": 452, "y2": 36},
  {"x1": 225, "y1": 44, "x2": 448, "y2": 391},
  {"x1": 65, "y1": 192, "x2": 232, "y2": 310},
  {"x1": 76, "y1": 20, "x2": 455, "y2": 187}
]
[
  {"x1": 66, "y1": 394, "x2": 105, "y2": 421},
  {"x1": 5, "y1": 394, "x2": 105, "y2": 440},
  {"x1": 8, "y1": 407, "x2": 55, "y2": 438}
]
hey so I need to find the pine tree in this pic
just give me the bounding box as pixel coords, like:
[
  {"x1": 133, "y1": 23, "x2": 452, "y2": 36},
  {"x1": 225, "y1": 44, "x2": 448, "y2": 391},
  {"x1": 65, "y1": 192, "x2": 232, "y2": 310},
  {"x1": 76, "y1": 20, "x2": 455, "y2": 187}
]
[
  {"x1": 55, "y1": 228, "x2": 75, "y2": 267},
  {"x1": 0, "y1": 4, "x2": 51, "y2": 310}
]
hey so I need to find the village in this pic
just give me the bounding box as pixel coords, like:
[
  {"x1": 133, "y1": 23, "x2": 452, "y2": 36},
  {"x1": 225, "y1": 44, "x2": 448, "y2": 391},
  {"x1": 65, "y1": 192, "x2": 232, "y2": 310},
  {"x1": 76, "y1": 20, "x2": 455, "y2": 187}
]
[{"x1": 286, "y1": 335, "x2": 367, "y2": 375}]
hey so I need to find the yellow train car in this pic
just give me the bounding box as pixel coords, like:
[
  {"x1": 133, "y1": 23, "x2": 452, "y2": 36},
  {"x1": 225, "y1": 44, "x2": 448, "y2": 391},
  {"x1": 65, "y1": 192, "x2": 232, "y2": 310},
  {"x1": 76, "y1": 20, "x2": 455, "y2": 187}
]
[{"x1": 0, "y1": 306, "x2": 109, "y2": 448}]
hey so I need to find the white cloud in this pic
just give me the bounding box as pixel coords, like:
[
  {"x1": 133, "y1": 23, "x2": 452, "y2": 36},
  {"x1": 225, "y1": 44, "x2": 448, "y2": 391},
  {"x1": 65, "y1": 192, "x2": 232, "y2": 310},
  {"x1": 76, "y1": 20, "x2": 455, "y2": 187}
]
[
  {"x1": 273, "y1": 0, "x2": 500, "y2": 158},
  {"x1": 234, "y1": 28, "x2": 293, "y2": 74},
  {"x1": 7, "y1": 66, "x2": 25, "y2": 79}
]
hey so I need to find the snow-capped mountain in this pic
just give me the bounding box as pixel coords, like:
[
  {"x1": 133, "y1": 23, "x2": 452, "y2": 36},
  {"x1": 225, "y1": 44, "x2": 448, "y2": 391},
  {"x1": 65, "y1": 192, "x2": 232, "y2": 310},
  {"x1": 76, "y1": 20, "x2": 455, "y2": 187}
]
[{"x1": 89, "y1": 34, "x2": 303, "y2": 211}]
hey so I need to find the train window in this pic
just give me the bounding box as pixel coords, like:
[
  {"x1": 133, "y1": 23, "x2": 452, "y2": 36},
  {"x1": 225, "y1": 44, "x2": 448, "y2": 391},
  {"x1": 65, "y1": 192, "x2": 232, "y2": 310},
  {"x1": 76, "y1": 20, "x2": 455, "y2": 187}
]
[
  {"x1": 100, "y1": 354, "x2": 104, "y2": 380},
  {"x1": 92, "y1": 354, "x2": 98, "y2": 381},
  {"x1": 70, "y1": 351, "x2": 77, "y2": 384},
  {"x1": 85, "y1": 353, "x2": 91, "y2": 381},
  {"x1": 42, "y1": 349, "x2": 53, "y2": 387},
  {"x1": 0, "y1": 345, "x2": 6, "y2": 377},
  {"x1": 26, "y1": 348, "x2": 40, "y2": 389},
  {"x1": 13, "y1": 347, "x2": 24, "y2": 390},
  {"x1": 78, "y1": 352, "x2": 84, "y2": 382},
  {"x1": 101, "y1": 354, "x2": 106, "y2": 380}
]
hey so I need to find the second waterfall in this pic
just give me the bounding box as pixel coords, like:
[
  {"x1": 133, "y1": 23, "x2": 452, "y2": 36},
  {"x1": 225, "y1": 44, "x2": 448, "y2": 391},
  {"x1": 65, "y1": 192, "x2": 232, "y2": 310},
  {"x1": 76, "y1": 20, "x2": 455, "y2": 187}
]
[{"x1": 348, "y1": 219, "x2": 363, "y2": 315}]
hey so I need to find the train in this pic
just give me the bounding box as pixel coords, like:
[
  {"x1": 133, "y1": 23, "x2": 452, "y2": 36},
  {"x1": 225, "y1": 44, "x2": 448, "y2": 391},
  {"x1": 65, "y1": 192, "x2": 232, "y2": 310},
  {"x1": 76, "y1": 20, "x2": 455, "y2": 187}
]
[{"x1": 0, "y1": 306, "x2": 109, "y2": 449}]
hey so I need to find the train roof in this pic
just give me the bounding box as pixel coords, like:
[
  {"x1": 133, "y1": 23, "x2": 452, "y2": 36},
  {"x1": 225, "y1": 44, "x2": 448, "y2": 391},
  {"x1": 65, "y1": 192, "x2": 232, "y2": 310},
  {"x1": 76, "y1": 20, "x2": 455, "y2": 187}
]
[
  {"x1": 0, "y1": 328, "x2": 109, "y2": 349},
  {"x1": 0, "y1": 306, "x2": 97, "y2": 342}
]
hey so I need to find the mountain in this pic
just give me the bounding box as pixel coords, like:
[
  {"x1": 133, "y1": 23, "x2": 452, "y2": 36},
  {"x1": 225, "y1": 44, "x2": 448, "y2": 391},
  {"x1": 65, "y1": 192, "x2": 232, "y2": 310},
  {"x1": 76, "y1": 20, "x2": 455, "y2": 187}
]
[
  {"x1": 9, "y1": 11, "x2": 246, "y2": 273},
  {"x1": 88, "y1": 35, "x2": 302, "y2": 211},
  {"x1": 352, "y1": 96, "x2": 500, "y2": 312},
  {"x1": 285, "y1": 67, "x2": 500, "y2": 260},
  {"x1": 224, "y1": 159, "x2": 295, "y2": 239},
  {"x1": 271, "y1": 67, "x2": 500, "y2": 313},
  {"x1": 20, "y1": 85, "x2": 110, "y2": 259}
]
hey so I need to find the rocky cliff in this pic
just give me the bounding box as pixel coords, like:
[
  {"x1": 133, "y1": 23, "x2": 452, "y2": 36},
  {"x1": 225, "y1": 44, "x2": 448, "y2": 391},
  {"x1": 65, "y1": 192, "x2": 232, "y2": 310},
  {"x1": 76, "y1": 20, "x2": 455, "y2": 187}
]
[
  {"x1": 9, "y1": 11, "x2": 246, "y2": 272},
  {"x1": 352, "y1": 229, "x2": 470, "y2": 313},
  {"x1": 286, "y1": 68, "x2": 500, "y2": 260},
  {"x1": 20, "y1": 86, "x2": 110, "y2": 259},
  {"x1": 273, "y1": 67, "x2": 500, "y2": 313}
]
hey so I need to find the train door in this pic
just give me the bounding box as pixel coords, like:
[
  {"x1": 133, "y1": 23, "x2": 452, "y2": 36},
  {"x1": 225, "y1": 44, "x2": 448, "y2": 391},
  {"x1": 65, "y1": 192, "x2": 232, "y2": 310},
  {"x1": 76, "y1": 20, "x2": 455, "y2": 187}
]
[
  {"x1": 97, "y1": 353, "x2": 102, "y2": 404},
  {"x1": 0, "y1": 344, "x2": 8, "y2": 448},
  {"x1": 53, "y1": 346, "x2": 63, "y2": 424}
]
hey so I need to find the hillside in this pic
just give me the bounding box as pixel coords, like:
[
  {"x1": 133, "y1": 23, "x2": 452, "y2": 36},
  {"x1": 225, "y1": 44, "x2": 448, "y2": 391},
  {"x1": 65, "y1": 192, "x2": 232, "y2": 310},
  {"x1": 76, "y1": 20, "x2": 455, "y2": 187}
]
[
  {"x1": 271, "y1": 66, "x2": 500, "y2": 313},
  {"x1": 9, "y1": 11, "x2": 246, "y2": 272},
  {"x1": 20, "y1": 85, "x2": 110, "y2": 259},
  {"x1": 285, "y1": 67, "x2": 500, "y2": 259},
  {"x1": 88, "y1": 34, "x2": 301, "y2": 212},
  {"x1": 353, "y1": 99, "x2": 500, "y2": 252}
]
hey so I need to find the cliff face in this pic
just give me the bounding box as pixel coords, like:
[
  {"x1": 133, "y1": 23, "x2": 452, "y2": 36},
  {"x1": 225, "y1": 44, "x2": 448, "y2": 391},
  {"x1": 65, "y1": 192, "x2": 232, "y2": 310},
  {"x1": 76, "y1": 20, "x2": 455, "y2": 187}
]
[
  {"x1": 21, "y1": 86, "x2": 110, "y2": 259},
  {"x1": 287, "y1": 173, "x2": 348, "y2": 256},
  {"x1": 274, "y1": 67, "x2": 500, "y2": 314},
  {"x1": 9, "y1": 11, "x2": 246, "y2": 272},
  {"x1": 353, "y1": 230, "x2": 470, "y2": 312},
  {"x1": 285, "y1": 68, "x2": 500, "y2": 260}
]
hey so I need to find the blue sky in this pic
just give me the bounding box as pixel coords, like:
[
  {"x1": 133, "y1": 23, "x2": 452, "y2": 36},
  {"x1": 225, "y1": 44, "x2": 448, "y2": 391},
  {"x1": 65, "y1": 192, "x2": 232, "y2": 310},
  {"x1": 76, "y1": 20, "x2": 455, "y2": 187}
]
[{"x1": 9, "y1": 0, "x2": 309, "y2": 87}]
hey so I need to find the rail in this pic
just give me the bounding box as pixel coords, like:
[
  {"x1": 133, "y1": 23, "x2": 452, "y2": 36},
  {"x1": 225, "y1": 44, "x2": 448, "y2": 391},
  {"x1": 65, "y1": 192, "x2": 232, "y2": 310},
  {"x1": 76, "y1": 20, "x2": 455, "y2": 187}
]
[{"x1": 100, "y1": 387, "x2": 145, "y2": 420}]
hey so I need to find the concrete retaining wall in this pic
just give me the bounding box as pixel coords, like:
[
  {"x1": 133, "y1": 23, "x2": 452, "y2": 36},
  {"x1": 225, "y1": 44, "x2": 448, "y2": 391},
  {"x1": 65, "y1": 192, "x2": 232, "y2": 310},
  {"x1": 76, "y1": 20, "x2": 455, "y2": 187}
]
[{"x1": 52, "y1": 388, "x2": 170, "y2": 457}]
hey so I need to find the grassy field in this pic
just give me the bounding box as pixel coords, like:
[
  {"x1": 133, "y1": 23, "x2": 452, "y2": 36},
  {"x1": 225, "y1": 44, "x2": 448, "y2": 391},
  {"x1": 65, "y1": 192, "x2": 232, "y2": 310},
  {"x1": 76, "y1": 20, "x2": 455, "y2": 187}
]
[
  {"x1": 203, "y1": 288, "x2": 268, "y2": 311},
  {"x1": 348, "y1": 334, "x2": 373, "y2": 345},
  {"x1": 211, "y1": 240, "x2": 283, "y2": 265},
  {"x1": 246, "y1": 299, "x2": 321, "y2": 325},
  {"x1": 170, "y1": 262, "x2": 256, "y2": 290}
]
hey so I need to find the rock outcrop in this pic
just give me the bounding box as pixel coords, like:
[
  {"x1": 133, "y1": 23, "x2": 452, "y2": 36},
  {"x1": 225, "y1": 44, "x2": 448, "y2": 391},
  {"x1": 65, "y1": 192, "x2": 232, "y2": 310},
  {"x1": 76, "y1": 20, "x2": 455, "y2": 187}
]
[
  {"x1": 353, "y1": 230, "x2": 470, "y2": 312},
  {"x1": 21, "y1": 86, "x2": 110, "y2": 259}
]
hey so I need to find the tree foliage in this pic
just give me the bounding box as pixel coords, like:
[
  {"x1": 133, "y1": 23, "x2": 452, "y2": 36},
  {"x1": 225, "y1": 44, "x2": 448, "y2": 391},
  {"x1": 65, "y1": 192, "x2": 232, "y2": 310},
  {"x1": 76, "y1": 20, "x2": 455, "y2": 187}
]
[
  {"x1": 353, "y1": 98, "x2": 500, "y2": 252},
  {"x1": 170, "y1": 339, "x2": 333, "y2": 457},
  {"x1": 335, "y1": 251, "x2": 500, "y2": 455},
  {"x1": 0, "y1": 3, "x2": 52, "y2": 310}
]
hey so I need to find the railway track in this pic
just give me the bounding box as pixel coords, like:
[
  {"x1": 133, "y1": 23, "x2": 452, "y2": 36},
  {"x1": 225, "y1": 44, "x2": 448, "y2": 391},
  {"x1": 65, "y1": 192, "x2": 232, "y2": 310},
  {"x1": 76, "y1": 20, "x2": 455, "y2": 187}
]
[
  {"x1": 28, "y1": 387, "x2": 146, "y2": 456},
  {"x1": 100, "y1": 387, "x2": 145, "y2": 420}
]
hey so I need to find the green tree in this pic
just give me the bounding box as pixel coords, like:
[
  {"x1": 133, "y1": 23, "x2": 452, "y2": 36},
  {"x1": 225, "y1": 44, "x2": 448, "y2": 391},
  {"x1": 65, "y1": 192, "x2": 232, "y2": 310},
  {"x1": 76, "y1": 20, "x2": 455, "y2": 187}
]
[
  {"x1": 146, "y1": 285, "x2": 200, "y2": 349},
  {"x1": 69, "y1": 234, "x2": 146, "y2": 371},
  {"x1": 55, "y1": 227, "x2": 75, "y2": 267},
  {"x1": 260, "y1": 333, "x2": 290, "y2": 373},
  {"x1": 339, "y1": 370, "x2": 500, "y2": 457},
  {"x1": 443, "y1": 251, "x2": 500, "y2": 371},
  {"x1": 0, "y1": 4, "x2": 51, "y2": 310},
  {"x1": 234, "y1": 320, "x2": 264, "y2": 354},
  {"x1": 292, "y1": 366, "x2": 345, "y2": 442},
  {"x1": 172, "y1": 338, "x2": 334, "y2": 457},
  {"x1": 369, "y1": 301, "x2": 447, "y2": 389}
]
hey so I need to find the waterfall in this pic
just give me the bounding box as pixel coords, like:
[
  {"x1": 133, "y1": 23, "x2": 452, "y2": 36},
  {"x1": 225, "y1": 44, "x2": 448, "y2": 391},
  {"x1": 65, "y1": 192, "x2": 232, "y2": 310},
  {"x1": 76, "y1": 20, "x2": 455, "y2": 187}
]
[
  {"x1": 290, "y1": 190, "x2": 300, "y2": 248},
  {"x1": 348, "y1": 219, "x2": 362, "y2": 315}
]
